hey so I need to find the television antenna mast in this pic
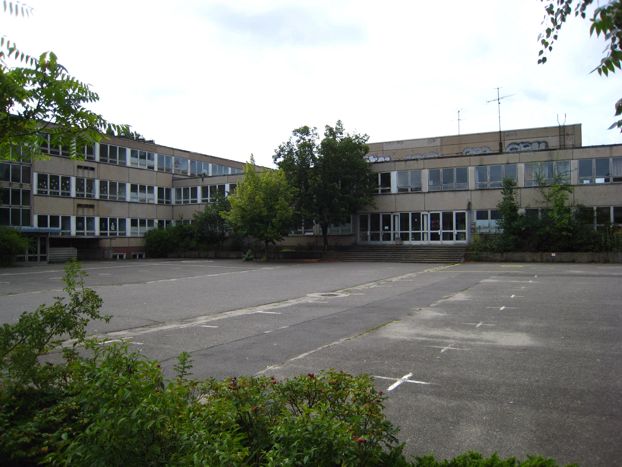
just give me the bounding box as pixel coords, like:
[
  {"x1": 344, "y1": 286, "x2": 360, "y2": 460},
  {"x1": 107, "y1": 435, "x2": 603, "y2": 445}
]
[
  {"x1": 457, "y1": 109, "x2": 462, "y2": 135},
  {"x1": 487, "y1": 87, "x2": 513, "y2": 152}
]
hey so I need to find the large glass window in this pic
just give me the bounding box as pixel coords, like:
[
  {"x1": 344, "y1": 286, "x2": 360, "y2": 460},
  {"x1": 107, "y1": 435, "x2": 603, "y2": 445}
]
[
  {"x1": 396, "y1": 170, "x2": 422, "y2": 192},
  {"x1": 174, "y1": 157, "x2": 189, "y2": 175},
  {"x1": 130, "y1": 150, "x2": 155, "y2": 169},
  {"x1": 175, "y1": 186, "x2": 199, "y2": 204},
  {"x1": 100, "y1": 144, "x2": 128, "y2": 165},
  {"x1": 475, "y1": 164, "x2": 517, "y2": 189},
  {"x1": 578, "y1": 157, "x2": 622, "y2": 184},
  {"x1": 99, "y1": 181, "x2": 126, "y2": 201},
  {"x1": 525, "y1": 160, "x2": 570, "y2": 186},
  {"x1": 157, "y1": 154, "x2": 173, "y2": 173},
  {"x1": 157, "y1": 187, "x2": 172, "y2": 204},
  {"x1": 75, "y1": 216, "x2": 95, "y2": 236},
  {"x1": 130, "y1": 184, "x2": 155, "y2": 203},
  {"x1": 429, "y1": 167, "x2": 467, "y2": 191},
  {"x1": 75, "y1": 177, "x2": 95, "y2": 198},
  {"x1": 99, "y1": 217, "x2": 127, "y2": 236}
]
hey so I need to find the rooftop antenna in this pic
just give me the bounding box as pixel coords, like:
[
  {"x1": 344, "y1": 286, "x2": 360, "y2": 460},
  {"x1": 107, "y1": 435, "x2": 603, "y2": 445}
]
[
  {"x1": 487, "y1": 87, "x2": 513, "y2": 152},
  {"x1": 557, "y1": 113, "x2": 567, "y2": 149},
  {"x1": 457, "y1": 109, "x2": 462, "y2": 135}
]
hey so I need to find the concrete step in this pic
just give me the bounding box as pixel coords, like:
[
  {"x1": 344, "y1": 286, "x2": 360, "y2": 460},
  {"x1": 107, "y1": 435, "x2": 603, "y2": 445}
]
[{"x1": 335, "y1": 245, "x2": 466, "y2": 263}]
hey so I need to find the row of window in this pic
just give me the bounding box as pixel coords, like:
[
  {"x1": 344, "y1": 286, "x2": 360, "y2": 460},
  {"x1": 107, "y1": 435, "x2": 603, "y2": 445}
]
[
  {"x1": 0, "y1": 163, "x2": 31, "y2": 184},
  {"x1": 35, "y1": 174, "x2": 234, "y2": 204},
  {"x1": 358, "y1": 211, "x2": 468, "y2": 242},
  {"x1": 373, "y1": 157, "x2": 621, "y2": 194},
  {"x1": 97, "y1": 143, "x2": 242, "y2": 176},
  {"x1": 1, "y1": 188, "x2": 30, "y2": 207}
]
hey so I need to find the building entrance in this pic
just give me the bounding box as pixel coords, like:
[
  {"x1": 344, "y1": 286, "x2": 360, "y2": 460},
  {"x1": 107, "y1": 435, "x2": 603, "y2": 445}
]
[{"x1": 358, "y1": 211, "x2": 467, "y2": 245}]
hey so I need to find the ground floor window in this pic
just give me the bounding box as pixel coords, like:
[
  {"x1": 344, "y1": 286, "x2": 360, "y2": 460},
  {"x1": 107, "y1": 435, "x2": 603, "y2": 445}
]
[{"x1": 358, "y1": 211, "x2": 467, "y2": 244}]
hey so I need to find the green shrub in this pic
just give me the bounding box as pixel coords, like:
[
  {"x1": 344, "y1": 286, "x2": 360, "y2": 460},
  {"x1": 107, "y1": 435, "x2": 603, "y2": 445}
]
[
  {"x1": 144, "y1": 227, "x2": 173, "y2": 258},
  {"x1": 0, "y1": 226, "x2": 28, "y2": 266}
]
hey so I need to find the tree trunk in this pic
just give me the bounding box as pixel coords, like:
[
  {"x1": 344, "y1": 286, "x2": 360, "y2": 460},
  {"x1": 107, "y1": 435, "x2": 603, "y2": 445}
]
[{"x1": 321, "y1": 223, "x2": 329, "y2": 251}]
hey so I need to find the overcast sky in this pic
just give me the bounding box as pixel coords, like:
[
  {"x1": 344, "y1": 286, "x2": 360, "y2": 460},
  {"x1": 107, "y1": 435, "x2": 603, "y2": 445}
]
[{"x1": 5, "y1": 0, "x2": 621, "y2": 167}]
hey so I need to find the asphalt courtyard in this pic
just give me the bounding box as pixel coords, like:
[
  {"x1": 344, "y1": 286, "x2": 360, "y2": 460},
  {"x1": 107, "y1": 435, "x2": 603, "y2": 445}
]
[{"x1": 1, "y1": 259, "x2": 620, "y2": 465}]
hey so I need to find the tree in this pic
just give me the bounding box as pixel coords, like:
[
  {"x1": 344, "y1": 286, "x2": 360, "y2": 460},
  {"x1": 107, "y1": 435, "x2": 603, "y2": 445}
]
[
  {"x1": 222, "y1": 160, "x2": 294, "y2": 258},
  {"x1": 538, "y1": 0, "x2": 622, "y2": 130},
  {"x1": 0, "y1": 226, "x2": 27, "y2": 265},
  {"x1": 1, "y1": 2, "x2": 128, "y2": 160},
  {"x1": 274, "y1": 121, "x2": 374, "y2": 250},
  {"x1": 193, "y1": 192, "x2": 231, "y2": 249},
  {"x1": 496, "y1": 178, "x2": 522, "y2": 251}
]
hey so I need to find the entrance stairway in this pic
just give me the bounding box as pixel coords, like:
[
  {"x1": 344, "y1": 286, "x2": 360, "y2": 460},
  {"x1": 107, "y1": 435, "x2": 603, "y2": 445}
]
[{"x1": 333, "y1": 245, "x2": 466, "y2": 263}]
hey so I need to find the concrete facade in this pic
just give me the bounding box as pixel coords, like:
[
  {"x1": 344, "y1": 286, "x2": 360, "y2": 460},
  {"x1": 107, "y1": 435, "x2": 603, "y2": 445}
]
[{"x1": 2, "y1": 124, "x2": 621, "y2": 261}]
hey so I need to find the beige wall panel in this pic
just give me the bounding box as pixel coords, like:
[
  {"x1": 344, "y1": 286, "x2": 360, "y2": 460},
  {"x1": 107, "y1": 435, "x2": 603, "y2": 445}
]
[
  {"x1": 128, "y1": 203, "x2": 157, "y2": 218},
  {"x1": 99, "y1": 164, "x2": 130, "y2": 182},
  {"x1": 173, "y1": 205, "x2": 203, "y2": 220},
  {"x1": 574, "y1": 185, "x2": 622, "y2": 206},
  {"x1": 155, "y1": 172, "x2": 173, "y2": 185},
  {"x1": 469, "y1": 190, "x2": 503, "y2": 210},
  {"x1": 127, "y1": 169, "x2": 157, "y2": 185},
  {"x1": 156, "y1": 206, "x2": 173, "y2": 218},
  {"x1": 371, "y1": 196, "x2": 399, "y2": 212},
  {"x1": 33, "y1": 158, "x2": 76, "y2": 176},
  {"x1": 99, "y1": 237, "x2": 145, "y2": 248},
  {"x1": 519, "y1": 188, "x2": 549, "y2": 208},
  {"x1": 394, "y1": 194, "x2": 426, "y2": 211},
  {"x1": 423, "y1": 191, "x2": 472, "y2": 211},
  {"x1": 98, "y1": 202, "x2": 130, "y2": 217},
  {"x1": 32, "y1": 196, "x2": 74, "y2": 215}
]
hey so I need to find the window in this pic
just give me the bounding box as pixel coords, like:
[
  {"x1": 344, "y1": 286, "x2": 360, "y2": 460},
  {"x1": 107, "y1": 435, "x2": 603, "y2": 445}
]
[
  {"x1": 75, "y1": 216, "x2": 96, "y2": 236},
  {"x1": 174, "y1": 157, "x2": 189, "y2": 175},
  {"x1": 157, "y1": 154, "x2": 173, "y2": 173},
  {"x1": 1, "y1": 188, "x2": 30, "y2": 206},
  {"x1": 99, "y1": 181, "x2": 126, "y2": 201},
  {"x1": 0, "y1": 163, "x2": 30, "y2": 183},
  {"x1": 190, "y1": 160, "x2": 209, "y2": 176},
  {"x1": 37, "y1": 215, "x2": 71, "y2": 235},
  {"x1": 525, "y1": 160, "x2": 570, "y2": 186},
  {"x1": 372, "y1": 172, "x2": 391, "y2": 194},
  {"x1": 328, "y1": 219, "x2": 352, "y2": 235},
  {"x1": 202, "y1": 184, "x2": 226, "y2": 202},
  {"x1": 212, "y1": 163, "x2": 228, "y2": 176},
  {"x1": 157, "y1": 219, "x2": 173, "y2": 229},
  {"x1": 429, "y1": 167, "x2": 468, "y2": 191},
  {"x1": 130, "y1": 218, "x2": 156, "y2": 236},
  {"x1": 130, "y1": 150, "x2": 155, "y2": 169},
  {"x1": 475, "y1": 164, "x2": 517, "y2": 189},
  {"x1": 99, "y1": 144, "x2": 128, "y2": 165},
  {"x1": 37, "y1": 174, "x2": 71, "y2": 197},
  {"x1": 578, "y1": 157, "x2": 622, "y2": 184},
  {"x1": 157, "y1": 187, "x2": 172, "y2": 204},
  {"x1": 396, "y1": 170, "x2": 421, "y2": 192},
  {"x1": 475, "y1": 210, "x2": 500, "y2": 233},
  {"x1": 39, "y1": 133, "x2": 93, "y2": 158},
  {"x1": 175, "y1": 186, "x2": 198, "y2": 204},
  {"x1": 75, "y1": 177, "x2": 95, "y2": 198},
  {"x1": 0, "y1": 207, "x2": 30, "y2": 226},
  {"x1": 130, "y1": 184, "x2": 155, "y2": 203},
  {"x1": 99, "y1": 217, "x2": 127, "y2": 236}
]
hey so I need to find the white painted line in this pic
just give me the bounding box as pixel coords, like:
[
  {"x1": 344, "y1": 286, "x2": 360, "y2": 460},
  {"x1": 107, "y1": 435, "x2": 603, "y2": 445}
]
[
  {"x1": 264, "y1": 330, "x2": 272, "y2": 334},
  {"x1": 463, "y1": 322, "x2": 495, "y2": 328},
  {"x1": 500, "y1": 306, "x2": 506, "y2": 311},
  {"x1": 254, "y1": 311, "x2": 282, "y2": 315},
  {"x1": 49, "y1": 277, "x2": 63, "y2": 281},
  {"x1": 278, "y1": 325, "x2": 289, "y2": 329},
  {"x1": 200, "y1": 325, "x2": 219, "y2": 328},
  {"x1": 0, "y1": 281, "x2": 9, "y2": 285},
  {"x1": 428, "y1": 344, "x2": 469, "y2": 353},
  {"x1": 482, "y1": 279, "x2": 539, "y2": 284},
  {"x1": 486, "y1": 306, "x2": 518, "y2": 310},
  {"x1": 387, "y1": 372, "x2": 413, "y2": 391}
]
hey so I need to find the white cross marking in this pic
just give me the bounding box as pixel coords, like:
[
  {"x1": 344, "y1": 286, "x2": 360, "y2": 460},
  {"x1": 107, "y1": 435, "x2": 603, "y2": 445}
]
[{"x1": 374, "y1": 373, "x2": 431, "y2": 392}]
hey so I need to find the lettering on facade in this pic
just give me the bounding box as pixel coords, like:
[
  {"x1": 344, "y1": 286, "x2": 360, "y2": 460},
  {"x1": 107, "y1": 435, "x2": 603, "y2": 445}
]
[
  {"x1": 365, "y1": 154, "x2": 392, "y2": 163},
  {"x1": 505, "y1": 141, "x2": 549, "y2": 152},
  {"x1": 463, "y1": 146, "x2": 492, "y2": 155},
  {"x1": 404, "y1": 151, "x2": 440, "y2": 161}
]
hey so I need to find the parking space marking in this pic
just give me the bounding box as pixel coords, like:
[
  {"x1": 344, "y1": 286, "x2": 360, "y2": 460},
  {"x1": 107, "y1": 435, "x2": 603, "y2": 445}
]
[
  {"x1": 200, "y1": 325, "x2": 219, "y2": 328},
  {"x1": 428, "y1": 343, "x2": 469, "y2": 353},
  {"x1": 254, "y1": 310, "x2": 281, "y2": 315},
  {"x1": 464, "y1": 321, "x2": 495, "y2": 328},
  {"x1": 486, "y1": 306, "x2": 518, "y2": 311},
  {"x1": 374, "y1": 373, "x2": 431, "y2": 392},
  {"x1": 482, "y1": 279, "x2": 539, "y2": 284}
]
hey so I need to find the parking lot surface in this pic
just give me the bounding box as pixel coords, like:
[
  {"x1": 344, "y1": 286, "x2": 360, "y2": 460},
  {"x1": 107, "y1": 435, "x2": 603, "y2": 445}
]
[{"x1": 1, "y1": 259, "x2": 620, "y2": 465}]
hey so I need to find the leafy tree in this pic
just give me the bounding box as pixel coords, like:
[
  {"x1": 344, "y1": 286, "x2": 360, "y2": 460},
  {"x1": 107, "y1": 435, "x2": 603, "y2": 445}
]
[
  {"x1": 538, "y1": 0, "x2": 622, "y2": 130},
  {"x1": 0, "y1": 1, "x2": 128, "y2": 160},
  {"x1": 193, "y1": 192, "x2": 231, "y2": 249},
  {"x1": 223, "y1": 160, "x2": 294, "y2": 258},
  {"x1": 496, "y1": 178, "x2": 522, "y2": 251},
  {"x1": 0, "y1": 226, "x2": 27, "y2": 265},
  {"x1": 274, "y1": 121, "x2": 374, "y2": 250}
]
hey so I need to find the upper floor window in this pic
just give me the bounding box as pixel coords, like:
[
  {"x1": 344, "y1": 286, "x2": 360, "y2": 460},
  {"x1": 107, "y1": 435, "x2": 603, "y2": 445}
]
[
  {"x1": 578, "y1": 157, "x2": 622, "y2": 184},
  {"x1": 129, "y1": 184, "x2": 155, "y2": 203},
  {"x1": 429, "y1": 167, "x2": 468, "y2": 191},
  {"x1": 190, "y1": 160, "x2": 210, "y2": 176},
  {"x1": 99, "y1": 180, "x2": 127, "y2": 201},
  {"x1": 0, "y1": 163, "x2": 31, "y2": 183},
  {"x1": 174, "y1": 157, "x2": 189, "y2": 175},
  {"x1": 372, "y1": 172, "x2": 391, "y2": 194},
  {"x1": 475, "y1": 164, "x2": 517, "y2": 189},
  {"x1": 37, "y1": 214, "x2": 71, "y2": 235},
  {"x1": 40, "y1": 133, "x2": 94, "y2": 159},
  {"x1": 38, "y1": 174, "x2": 71, "y2": 197},
  {"x1": 524, "y1": 160, "x2": 570, "y2": 186},
  {"x1": 157, "y1": 187, "x2": 172, "y2": 204},
  {"x1": 157, "y1": 154, "x2": 173, "y2": 173},
  {"x1": 100, "y1": 144, "x2": 128, "y2": 165},
  {"x1": 212, "y1": 164, "x2": 228, "y2": 176},
  {"x1": 130, "y1": 150, "x2": 155, "y2": 169},
  {"x1": 396, "y1": 170, "x2": 421, "y2": 193},
  {"x1": 201, "y1": 184, "x2": 226, "y2": 202},
  {"x1": 75, "y1": 216, "x2": 96, "y2": 236},
  {"x1": 175, "y1": 186, "x2": 198, "y2": 204},
  {"x1": 75, "y1": 177, "x2": 95, "y2": 198}
]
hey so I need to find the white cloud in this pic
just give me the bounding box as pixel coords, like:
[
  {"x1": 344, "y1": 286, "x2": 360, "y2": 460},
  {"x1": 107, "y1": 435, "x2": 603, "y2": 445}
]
[{"x1": 3, "y1": 0, "x2": 620, "y2": 166}]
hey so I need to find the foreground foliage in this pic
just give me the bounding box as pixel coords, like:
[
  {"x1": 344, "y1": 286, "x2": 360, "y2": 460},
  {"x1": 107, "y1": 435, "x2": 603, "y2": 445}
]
[
  {"x1": 0, "y1": 226, "x2": 27, "y2": 265},
  {"x1": 0, "y1": 263, "x2": 571, "y2": 466}
]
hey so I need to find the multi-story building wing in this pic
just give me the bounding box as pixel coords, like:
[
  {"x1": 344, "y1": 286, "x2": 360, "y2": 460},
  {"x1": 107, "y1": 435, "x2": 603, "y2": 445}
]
[
  {"x1": 1, "y1": 134, "x2": 245, "y2": 262},
  {"x1": 358, "y1": 124, "x2": 622, "y2": 245},
  {"x1": 2, "y1": 123, "x2": 621, "y2": 262}
]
